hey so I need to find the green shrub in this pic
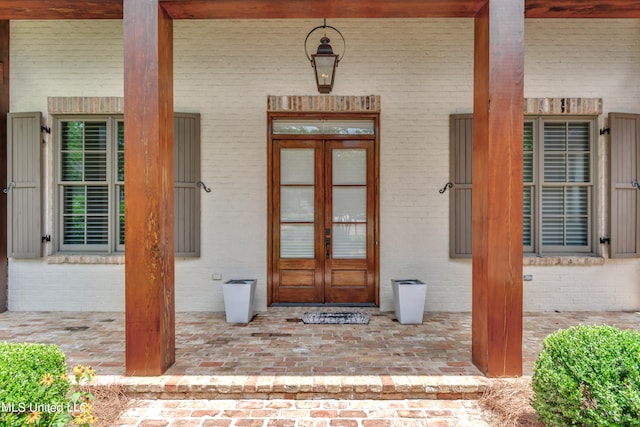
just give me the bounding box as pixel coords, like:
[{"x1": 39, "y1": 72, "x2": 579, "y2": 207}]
[
  {"x1": 0, "y1": 342, "x2": 70, "y2": 426},
  {"x1": 531, "y1": 324, "x2": 640, "y2": 426}
]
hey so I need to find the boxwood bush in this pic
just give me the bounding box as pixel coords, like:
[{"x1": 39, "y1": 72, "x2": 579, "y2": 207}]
[
  {"x1": 0, "y1": 342, "x2": 70, "y2": 426},
  {"x1": 531, "y1": 324, "x2": 640, "y2": 426}
]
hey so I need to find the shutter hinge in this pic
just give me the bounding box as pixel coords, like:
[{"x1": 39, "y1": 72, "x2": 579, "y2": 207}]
[
  {"x1": 41, "y1": 126, "x2": 51, "y2": 134},
  {"x1": 599, "y1": 237, "x2": 610, "y2": 244},
  {"x1": 41, "y1": 235, "x2": 51, "y2": 243},
  {"x1": 599, "y1": 128, "x2": 610, "y2": 135}
]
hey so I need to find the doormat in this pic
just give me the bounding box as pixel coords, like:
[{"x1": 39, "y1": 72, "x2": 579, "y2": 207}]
[{"x1": 302, "y1": 311, "x2": 370, "y2": 325}]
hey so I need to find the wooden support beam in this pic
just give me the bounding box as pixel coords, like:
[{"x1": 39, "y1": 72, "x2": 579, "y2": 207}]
[
  {"x1": 124, "y1": 0, "x2": 175, "y2": 376},
  {"x1": 0, "y1": 21, "x2": 7, "y2": 312},
  {"x1": 0, "y1": 1, "x2": 123, "y2": 19},
  {"x1": 163, "y1": 0, "x2": 640, "y2": 19},
  {"x1": 161, "y1": 0, "x2": 484, "y2": 19},
  {"x1": 472, "y1": 0, "x2": 524, "y2": 377},
  {"x1": 526, "y1": 0, "x2": 640, "y2": 18},
  {"x1": 0, "y1": 0, "x2": 638, "y2": 20}
]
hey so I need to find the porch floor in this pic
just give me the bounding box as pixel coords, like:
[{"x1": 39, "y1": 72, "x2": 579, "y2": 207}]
[{"x1": 0, "y1": 308, "x2": 638, "y2": 399}]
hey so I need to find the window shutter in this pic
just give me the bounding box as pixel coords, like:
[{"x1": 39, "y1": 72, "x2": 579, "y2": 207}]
[
  {"x1": 541, "y1": 122, "x2": 591, "y2": 251},
  {"x1": 7, "y1": 112, "x2": 42, "y2": 258},
  {"x1": 449, "y1": 114, "x2": 473, "y2": 258},
  {"x1": 609, "y1": 112, "x2": 640, "y2": 258},
  {"x1": 174, "y1": 113, "x2": 201, "y2": 257}
]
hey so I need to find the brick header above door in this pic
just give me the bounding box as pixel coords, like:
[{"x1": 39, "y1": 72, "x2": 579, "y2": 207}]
[{"x1": 267, "y1": 95, "x2": 381, "y2": 113}]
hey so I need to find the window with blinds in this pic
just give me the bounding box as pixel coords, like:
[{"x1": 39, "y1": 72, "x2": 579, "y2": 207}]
[
  {"x1": 117, "y1": 122, "x2": 125, "y2": 250},
  {"x1": 523, "y1": 122, "x2": 534, "y2": 252},
  {"x1": 55, "y1": 113, "x2": 201, "y2": 256},
  {"x1": 449, "y1": 115, "x2": 595, "y2": 257},
  {"x1": 540, "y1": 121, "x2": 592, "y2": 251},
  {"x1": 60, "y1": 119, "x2": 111, "y2": 251}
]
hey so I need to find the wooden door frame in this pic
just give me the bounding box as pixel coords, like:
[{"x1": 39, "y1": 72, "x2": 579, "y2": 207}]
[{"x1": 267, "y1": 111, "x2": 380, "y2": 306}]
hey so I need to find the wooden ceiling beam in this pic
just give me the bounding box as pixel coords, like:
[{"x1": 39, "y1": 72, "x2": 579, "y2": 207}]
[
  {"x1": 160, "y1": 0, "x2": 484, "y2": 19},
  {"x1": 0, "y1": 0, "x2": 638, "y2": 20},
  {"x1": 0, "y1": 0, "x2": 123, "y2": 19},
  {"x1": 526, "y1": 0, "x2": 640, "y2": 18}
]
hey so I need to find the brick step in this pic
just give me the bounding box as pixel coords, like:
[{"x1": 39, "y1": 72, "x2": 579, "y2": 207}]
[{"x1": 94, "y1": 374, "x2": 489, "y2": 400}]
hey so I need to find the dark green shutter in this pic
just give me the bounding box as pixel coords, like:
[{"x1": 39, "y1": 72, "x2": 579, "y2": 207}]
[
  {"x1": 7, "y1": 112, "x2": 42, "y2": 258},
  {"x1": 449, "y1": 114, "x2": 473, "y2": 258},
  {"x1": 174, "y1": 113, "x2": 201, "y2": 257},
  {"x1": 609, "y1": 112, "x2": 640, "y2": 258}
]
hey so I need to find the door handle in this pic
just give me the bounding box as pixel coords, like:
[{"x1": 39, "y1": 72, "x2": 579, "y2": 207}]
[{"x1": 325, "y1": 237, "x2": 331, "y2": 259}]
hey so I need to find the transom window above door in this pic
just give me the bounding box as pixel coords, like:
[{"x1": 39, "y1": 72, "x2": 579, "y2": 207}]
[{"x1": 272, "y1": 119, "x2": 375, "y2": 135}]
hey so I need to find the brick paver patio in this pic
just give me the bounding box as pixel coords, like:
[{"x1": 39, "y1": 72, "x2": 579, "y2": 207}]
[{"x1": 0, "y1": 308, "x2": 638, "y2": 425}]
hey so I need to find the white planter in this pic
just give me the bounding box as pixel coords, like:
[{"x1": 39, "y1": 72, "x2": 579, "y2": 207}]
[
  {"x1": 222, "y1": 279, "x2": 257, "y2": 323},
  {"x1": 391, "y1": 279, "x2": 427, "y2": 324}
]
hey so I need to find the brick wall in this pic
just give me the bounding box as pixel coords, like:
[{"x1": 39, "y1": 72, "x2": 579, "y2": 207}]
[{"x1": 7, "y1": 18, "x2": 640, "y2": 312}]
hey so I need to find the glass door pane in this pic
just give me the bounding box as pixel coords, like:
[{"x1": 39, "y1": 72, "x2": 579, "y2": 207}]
[
  {"x1": 333, "y1": 149, "x2": 366, "y2": 184},
  {"x1": 280, "y1": 224, "x2": 315, "y2": 258},
  {"x1": 332, "y1": 149, "x2": 367, "y2": 259},
  {"x1": 280, "y1": 148, "x2": 315, "y2": 258}
]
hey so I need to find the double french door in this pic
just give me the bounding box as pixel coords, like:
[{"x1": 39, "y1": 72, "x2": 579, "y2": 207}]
[{"x1": 271, "y1": 138, "x2": 377, "y2": 304}]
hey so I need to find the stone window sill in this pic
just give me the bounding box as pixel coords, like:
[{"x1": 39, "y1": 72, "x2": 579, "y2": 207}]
[
  {"x1": 523, "y1": 255, "x2": 605, "y2": 266},
  {"x1": 47, "y1": 254, "x2": 124, "y2": 265},
  {"x1": 46, "y1": 254, "x2": 194, "y2": 264}
]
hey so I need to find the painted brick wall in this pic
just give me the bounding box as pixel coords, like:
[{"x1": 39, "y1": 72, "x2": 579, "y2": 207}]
[{"x1": 7, "y1": 18, "x2": 640, "y2": 312}]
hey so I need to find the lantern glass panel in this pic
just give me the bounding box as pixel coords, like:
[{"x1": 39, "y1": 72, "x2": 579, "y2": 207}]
[{"x1": 313, "y1": 54, "x2": 338, "y2": 92}]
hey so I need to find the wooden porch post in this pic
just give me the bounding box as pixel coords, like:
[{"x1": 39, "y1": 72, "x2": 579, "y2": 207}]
[
  {"x1": 0, "y1": 21, "x2": 7, "y2": 313},
  {"x1": 123, "y1": 0, "x2": 175, "y2": 376},
  {"x1": 472, "y1": 0, "x2": 524, "y2": 377}
]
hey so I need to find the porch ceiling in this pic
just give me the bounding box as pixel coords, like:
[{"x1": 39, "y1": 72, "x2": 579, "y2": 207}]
[{"x1": 1, "y1": 0, "x2": 639, "y2": 20}]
